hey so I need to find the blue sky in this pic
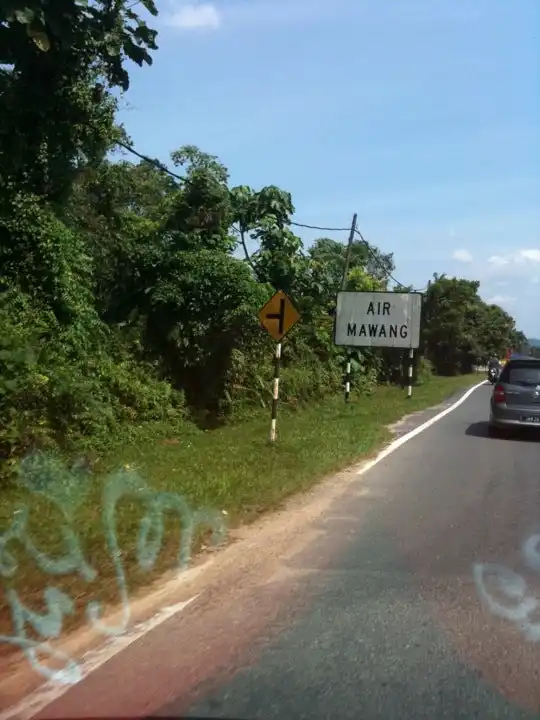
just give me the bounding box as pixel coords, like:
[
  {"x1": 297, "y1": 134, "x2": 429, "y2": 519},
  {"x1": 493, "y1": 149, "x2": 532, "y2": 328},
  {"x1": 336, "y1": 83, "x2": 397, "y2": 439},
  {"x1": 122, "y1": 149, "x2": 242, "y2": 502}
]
[{"x1": 118, "y1": 0, "x2": 540, "y2": 336}]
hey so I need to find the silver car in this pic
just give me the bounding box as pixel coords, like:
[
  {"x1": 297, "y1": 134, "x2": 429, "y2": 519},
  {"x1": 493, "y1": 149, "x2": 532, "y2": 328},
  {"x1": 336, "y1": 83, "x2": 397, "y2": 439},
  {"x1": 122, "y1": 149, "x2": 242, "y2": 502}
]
[{"x1": 489, "y1": 356, "x2": 540, "y2": 437}]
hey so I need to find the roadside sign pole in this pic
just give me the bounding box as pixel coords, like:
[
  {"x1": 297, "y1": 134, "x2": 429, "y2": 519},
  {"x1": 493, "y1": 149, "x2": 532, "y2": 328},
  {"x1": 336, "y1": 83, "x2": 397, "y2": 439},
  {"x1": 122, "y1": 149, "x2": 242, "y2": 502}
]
[
  {"x1": 344, "y1": 357, "x2": 351, "y2": 402},
  {"x1": 341, "y1": 213, "x2": 357, "y2": 403},
  {"x1": 257, "y1": 289, "x2": 301, "y2": 444},
  {"x1": 407, "y1": 347, "x2": 414, "y2": 398},
  {"x1": 270, "y1": 342, "x2": 282, "y2": 443}
]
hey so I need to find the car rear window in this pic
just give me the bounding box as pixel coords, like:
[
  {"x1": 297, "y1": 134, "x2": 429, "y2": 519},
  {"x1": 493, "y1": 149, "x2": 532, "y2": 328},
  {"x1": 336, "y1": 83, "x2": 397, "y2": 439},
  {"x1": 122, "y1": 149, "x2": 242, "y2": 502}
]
[{"x1": 502, "y1": 361, "x2": 540, "y2": 386}]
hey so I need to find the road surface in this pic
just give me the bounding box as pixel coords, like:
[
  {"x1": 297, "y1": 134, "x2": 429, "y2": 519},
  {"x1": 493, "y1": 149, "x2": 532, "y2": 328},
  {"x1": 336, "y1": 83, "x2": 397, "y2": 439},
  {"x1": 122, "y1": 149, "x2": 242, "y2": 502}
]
[{"x1": 11, "y1": 383, "x2": 540, "y2": 719}]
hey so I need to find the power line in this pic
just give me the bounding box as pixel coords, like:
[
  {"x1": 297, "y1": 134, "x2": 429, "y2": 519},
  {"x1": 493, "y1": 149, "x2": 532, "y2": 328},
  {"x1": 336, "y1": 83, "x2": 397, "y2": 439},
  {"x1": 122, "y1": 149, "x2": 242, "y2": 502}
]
[
  {"x1": 290, "y1": 220, "x2": 351, "y2": 232},
  {"x1": 115, "y1": 139, "x2": 193, "y2": 185},
  {"x1": 353, "y1": 228, "x2": 426, "y2": 293},
  {"x1": 354, "y1": 227, "x2": 409, "y2": 289},
  {"x1": 114, "y1": 139, "x2": 425, "y2": 293},
  {"x1": 291, "y1": 218, "x2": 424, "y2": 292}
]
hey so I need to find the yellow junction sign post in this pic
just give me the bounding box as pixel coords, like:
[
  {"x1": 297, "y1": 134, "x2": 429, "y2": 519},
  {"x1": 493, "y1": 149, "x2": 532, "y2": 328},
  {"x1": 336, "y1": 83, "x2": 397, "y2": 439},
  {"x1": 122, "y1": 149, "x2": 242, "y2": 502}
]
[
  {"x1": 258, "y1": 290, "x2": 301, "y2": 443},
  {"x1": 258, "y1": 289, "x2": 301, "y2": 342}
]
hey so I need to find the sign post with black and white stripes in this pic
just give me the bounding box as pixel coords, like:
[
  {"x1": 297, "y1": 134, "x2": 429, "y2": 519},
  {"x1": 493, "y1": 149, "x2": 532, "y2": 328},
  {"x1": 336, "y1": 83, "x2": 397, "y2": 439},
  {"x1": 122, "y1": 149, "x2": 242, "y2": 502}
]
[
  {"x1": 341, "y1": 213, "x2": 358, "y2": 403},
  {"x1": 334, "y1": 291, "x2": 422, "y2": 397},
  {"x1": 258, "y1": 290, "x2": 301, "y2": 442}
]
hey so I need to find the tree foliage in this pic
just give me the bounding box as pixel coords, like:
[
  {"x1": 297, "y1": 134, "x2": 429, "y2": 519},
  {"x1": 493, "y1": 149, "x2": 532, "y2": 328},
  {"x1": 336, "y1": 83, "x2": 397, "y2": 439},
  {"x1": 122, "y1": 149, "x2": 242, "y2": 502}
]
[
  {"x1": 421, "y1": 275, "x2": 526, "y2": 374},
  {"x1": 0, "y1": 2, "x2": 528, "y2": 465},
  {"x1": 0, "y1": 0, "x2": 157, "y2": 201}
]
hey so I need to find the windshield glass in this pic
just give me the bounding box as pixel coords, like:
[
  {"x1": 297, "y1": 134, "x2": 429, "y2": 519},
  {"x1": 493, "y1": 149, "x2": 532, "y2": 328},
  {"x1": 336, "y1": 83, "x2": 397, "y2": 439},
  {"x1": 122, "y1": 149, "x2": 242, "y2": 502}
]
[
  {"x1": 505, "y1": 362, "x2": 540, "y2": 386},
  {"x1": 2, "y1": 1, "x2": 540, "y2": 719}
]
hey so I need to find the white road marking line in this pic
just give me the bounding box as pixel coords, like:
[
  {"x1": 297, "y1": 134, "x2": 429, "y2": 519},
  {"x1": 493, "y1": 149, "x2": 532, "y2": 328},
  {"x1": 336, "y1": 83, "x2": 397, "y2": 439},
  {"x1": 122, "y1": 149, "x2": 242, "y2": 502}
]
[
  {"x1": 1, "y1": 379, "x2": 487, "y2": 720},
  {"x1": 356, "y1": 380, "x2": 487, "y2": 477},
  {"x1": 0, "y1": 597, "x2": 198, "y2": 720}
]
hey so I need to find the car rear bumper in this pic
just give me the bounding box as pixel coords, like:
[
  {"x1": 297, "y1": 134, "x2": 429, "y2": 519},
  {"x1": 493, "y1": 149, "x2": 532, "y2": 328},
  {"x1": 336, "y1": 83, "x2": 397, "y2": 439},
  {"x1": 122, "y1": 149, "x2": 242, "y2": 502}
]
[{"x1": 490, "y1": 408, "x2": 540, "y2": 429}]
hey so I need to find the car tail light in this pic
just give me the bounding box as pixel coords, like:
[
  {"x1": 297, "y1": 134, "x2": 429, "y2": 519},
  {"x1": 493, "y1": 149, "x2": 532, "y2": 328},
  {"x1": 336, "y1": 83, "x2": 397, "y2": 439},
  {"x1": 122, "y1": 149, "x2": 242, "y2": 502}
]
[{"x1": 493, "y1": 384, "x2": 506, "y2": 404}]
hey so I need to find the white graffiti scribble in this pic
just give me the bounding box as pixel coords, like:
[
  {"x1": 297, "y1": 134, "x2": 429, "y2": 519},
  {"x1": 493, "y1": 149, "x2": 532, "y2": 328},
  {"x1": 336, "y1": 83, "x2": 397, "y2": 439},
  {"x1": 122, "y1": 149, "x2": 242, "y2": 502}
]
[
  {"x1": 0, "y1": 451, "x2": 227, "y2": 685},
  {"x1": 473, "y1": 531, "x2": 540, "y2": 642}
]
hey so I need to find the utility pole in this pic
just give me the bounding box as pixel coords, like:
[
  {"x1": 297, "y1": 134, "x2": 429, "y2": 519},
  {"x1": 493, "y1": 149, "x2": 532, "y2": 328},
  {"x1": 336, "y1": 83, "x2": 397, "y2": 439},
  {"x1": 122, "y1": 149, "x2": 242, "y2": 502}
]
[
  {"x1": 341, "y1": 213, "x2": 358, "y2": 292},
  {"x1": 341, "y1": 213, "x2": 357, "y2": 402}
]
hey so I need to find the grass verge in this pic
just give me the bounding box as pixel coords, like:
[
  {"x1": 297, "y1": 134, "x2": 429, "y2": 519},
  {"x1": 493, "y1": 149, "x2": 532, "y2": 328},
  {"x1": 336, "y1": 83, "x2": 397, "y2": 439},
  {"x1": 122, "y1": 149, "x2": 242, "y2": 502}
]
[{"x1": 0, "y1": 373, "x2": 481, "y2": 656}]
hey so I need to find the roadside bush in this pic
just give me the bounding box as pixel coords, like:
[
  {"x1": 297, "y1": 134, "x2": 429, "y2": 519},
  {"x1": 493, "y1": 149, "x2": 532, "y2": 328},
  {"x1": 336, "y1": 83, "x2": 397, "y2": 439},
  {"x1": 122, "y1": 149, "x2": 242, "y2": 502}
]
[
  {"x1": 415, "y1": 356, "x2": 434, "y2": 385},
  {"x1": 0, "y1": 285, "x2": 186, "y2": 465},
  {"x1": 279, "y1": 359, "x2": 342, "y2": 406},
  {"x1": 0, "y1": 190, "x2": 95, "y2": 326},
  {"x1": 0, "y1": 288, "x2": 56, "y2": 458}
]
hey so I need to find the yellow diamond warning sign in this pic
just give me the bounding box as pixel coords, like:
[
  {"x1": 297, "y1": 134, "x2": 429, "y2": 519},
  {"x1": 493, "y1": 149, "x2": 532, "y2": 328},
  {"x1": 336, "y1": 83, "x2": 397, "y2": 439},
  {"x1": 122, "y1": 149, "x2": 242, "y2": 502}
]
[{"x1": 258, "y1": 290, "x2": 300, "y2": 342}]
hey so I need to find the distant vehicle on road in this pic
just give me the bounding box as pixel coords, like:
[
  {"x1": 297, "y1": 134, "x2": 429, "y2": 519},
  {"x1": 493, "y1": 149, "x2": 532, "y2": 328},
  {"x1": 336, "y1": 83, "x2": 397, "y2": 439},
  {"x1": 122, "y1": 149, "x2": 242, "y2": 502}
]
[
  {"x1": 487, "y1": 367, "x2": 499, "y2": 384},
  {"x1": 487, "y1": 356, "x2": 501, "y2": 384},
  {"x1": 489, "y1": 355, "x2": 540, "y2": 437}
]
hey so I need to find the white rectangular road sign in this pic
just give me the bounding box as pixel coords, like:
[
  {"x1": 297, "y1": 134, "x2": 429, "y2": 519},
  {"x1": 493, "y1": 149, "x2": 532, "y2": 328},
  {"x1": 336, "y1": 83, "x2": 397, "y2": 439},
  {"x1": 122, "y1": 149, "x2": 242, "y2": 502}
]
[{"x1": 334, "y1": 291, "x2": 422, "y2": 349}]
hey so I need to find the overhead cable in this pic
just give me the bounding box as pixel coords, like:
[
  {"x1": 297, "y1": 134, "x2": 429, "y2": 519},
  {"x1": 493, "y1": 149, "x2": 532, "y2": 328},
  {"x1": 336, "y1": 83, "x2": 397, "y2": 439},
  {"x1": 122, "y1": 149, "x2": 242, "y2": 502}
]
[{"x1": 114, "y1": 139, "x2": 425, "y2": 292}]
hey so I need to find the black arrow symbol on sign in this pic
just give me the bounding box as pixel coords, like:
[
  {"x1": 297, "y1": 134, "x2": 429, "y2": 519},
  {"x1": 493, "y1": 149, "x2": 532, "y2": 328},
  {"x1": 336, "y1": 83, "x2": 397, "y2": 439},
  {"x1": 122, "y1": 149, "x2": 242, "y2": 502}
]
[{"x1": 266, "y1": 298, "x2": 285, "y2": 335}]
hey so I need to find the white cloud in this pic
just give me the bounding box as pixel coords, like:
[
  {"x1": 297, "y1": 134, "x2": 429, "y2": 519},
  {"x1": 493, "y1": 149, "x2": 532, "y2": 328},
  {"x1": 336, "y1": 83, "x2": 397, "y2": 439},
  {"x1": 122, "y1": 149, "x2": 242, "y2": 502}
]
[
  {"x1": 518, "y1": 249, "x2": 540, "y2": 263},
  {"x1": 159, "y1": 0, "x2": 534, "y2": 36},
  {"x1": 488, "y1": 248, "x2": 540, "y2": 266},
  {"x1": 453, "y1": 248, "x2": 473, "y2": 263},
  {"x1": 165, "y1": 2, "x2": 220, "y2": 30},
  {"x1": 161, "y1": 0, "x2": 339, "y2": 32},
  {"x1": 486, "y1": 294, "x2": 516, "y2": 305},
  {"x1": 488, "y1": 255, "x2": 509, "y2": 266},
  {"x1": 481, "y1": 250, "x2": 538, "y2": 318}
]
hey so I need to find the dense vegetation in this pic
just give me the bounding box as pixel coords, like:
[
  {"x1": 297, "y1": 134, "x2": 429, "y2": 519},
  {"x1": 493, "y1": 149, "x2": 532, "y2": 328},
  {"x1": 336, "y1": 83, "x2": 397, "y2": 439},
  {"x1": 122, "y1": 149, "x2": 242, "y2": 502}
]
[
  {"x1": 0, "y1": 0, "x2": 528, "y2": 468},
  {"x1": 526, "y1": 339, "x2": 540, "y2": 358}
]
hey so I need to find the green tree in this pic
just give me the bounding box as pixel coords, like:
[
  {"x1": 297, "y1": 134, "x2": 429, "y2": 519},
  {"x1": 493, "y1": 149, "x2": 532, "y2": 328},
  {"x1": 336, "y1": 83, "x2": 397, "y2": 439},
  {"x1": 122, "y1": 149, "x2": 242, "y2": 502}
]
[
  {"x1": 165, "y1": 145, "x2": 233, "y2": 252},
  {"x1": 0, "y1": 0, "x2": 158, "y2": 201},
  {"x1": 309, "y1": 237, "x2": 394, "y2": 298},
  {"x1": 421, "y1": 274, "x2": 524, "y2": 374},
  {"x1": 230, "y1": 184, "x2": 303, "y2": 294}
]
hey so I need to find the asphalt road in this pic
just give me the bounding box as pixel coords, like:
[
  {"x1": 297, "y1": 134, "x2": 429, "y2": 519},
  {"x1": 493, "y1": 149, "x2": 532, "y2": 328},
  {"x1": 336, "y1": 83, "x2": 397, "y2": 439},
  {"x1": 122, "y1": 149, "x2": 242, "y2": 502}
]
[{"x1": 29, "y1": 382, "x2": 540, "y2": 719}]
